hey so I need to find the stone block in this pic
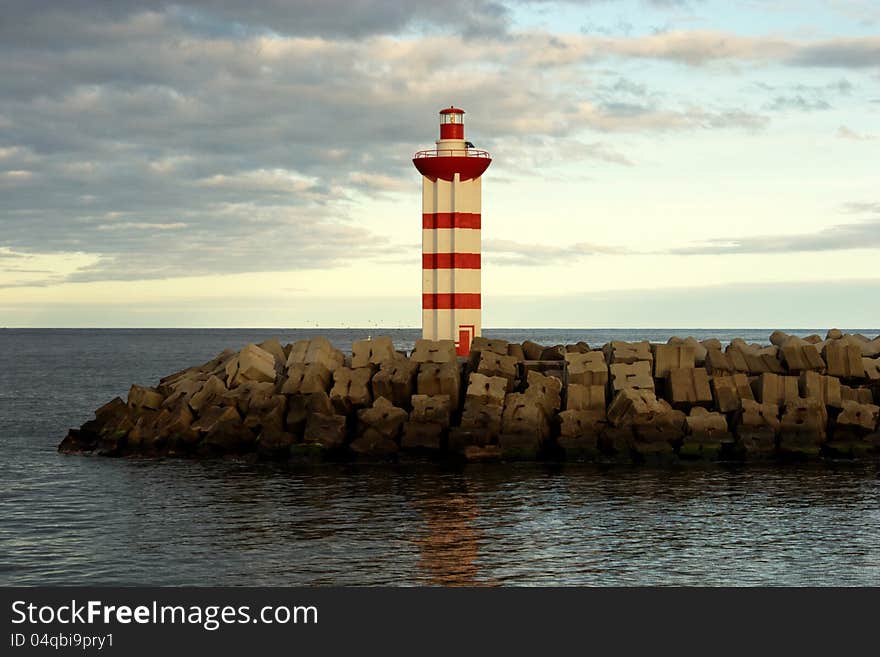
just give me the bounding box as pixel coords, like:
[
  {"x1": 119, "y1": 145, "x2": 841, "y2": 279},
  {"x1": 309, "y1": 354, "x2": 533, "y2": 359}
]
[
  {"x1": 371, "y1": 359, "x2": 419, "y2": 408},
  {"x1": 607, "y1": 341, "x2": 653, "y2": 365},
  {"x1": 499, "y1": 433, "x2": 543, "y2": 460},
  {"x1": 256, "y1": 338, "x2": 287, "y2": 370},
  {"x1": 155, "y1": 403, "x2": 198, "y2": 448},
  {"x1": 401, "y1": 422, "x2": 444, "y2": 451},
  {"x1": 666, "y1": 367, "x2": 712, "y2": 407},
  {"x1": 286, "y1": 337, "x2": 345, "y2": 373},
  {"x1": 836, "y1": 400, "x2": 880, "y2": 432},
  {"x1": 476, "y1": 351, "x2": 518, "y2": 391},
  {"x1": 285, "y1": 391, "x2": 333, "y2": 438},
  {"x1": 540, "y1": 345, "x2": 566, "y2": 361},
  {"x1": 521, "y1": 341, "x2": 545, "y2": 361},
  {"x1": 192, "y1": 405, "x2": 241, "y2": 435},
  {"x1": 779, "y1": 398, "x2": 827, "y2": 453},
  {"x1": 751, "y1": 373, "x2": 800, "y2": 407},
  {"x1": 609, "y1": 360, "x2": 654, "y2": 393},
  {"x1": 841, "y1": 385, "x2": 874, "y2": 405},
  {"x1": 465, "y1": 372, "x2": 507, "y2": 407},
  {"x1": 281, "y1": 362, "x2": 331, "y2": 395},
  {"x1": 823, "y1": 342, "x2": 865, "y2": 379},
  {"x1": 607, "y1": 389, "x2": 672, "y2": 427},
  {"x1": 410, "y1": 339, "x2": 457, "y2": 364},
  {"x1": 711, "y1": 373, "x2": 754, "y2": 413},
  {"x1": 188, "y1": 375, "x2": 229, "y2": 413},
  {"x1": 470, "y1": 336, "x2": 510, "y2": 356},
  {"x1": 224, "y1": 380, "x2": 276, "y2": 416},
  {"x1": 408, "y1": 394, "x2": 449, "y2": 429},
  {"x1": 565, "y1": 351, "x2": 608, "y2": 387},
  {"x1": 351, "y1": 336, "x2": 395, "y2": 368},
  {"x1": 705, "y1": 348, "x2": 734, "y2": 375},
  {"x1": 128, "y1": 384, "x2": 164, "y2": 411},
  {"x1": 507, "y1": 343, "x2": 526, "y2": 361},
  {"x1": 234, "y1": 343, "x2": 278, "y2": 385},
  {"x1": 455, "y1": 402, "x2": 503, "y2": 441},
  {"x1": 417, "y1": 362, "x2": 461, "y2": 409},
  {"x1": 501, "y1": 393, "x2": 549, "y2": 439},
  {"x1": 329, "y1": 366, "x2": 373, "y2": 413},
  {"x1": 303, "y1": 412, "x2": 347, "y2": 448},
  {"x1": 683, "y1": 407, "x2": 732, "y2": 458},
  {"x1": 733, "y1": 399, "x2": 779, "y2": 455},
  {"x1": 523, "y1": 370, "x2": 562, "y2": 415},
  {"x1": 559, "y1": 409, "x2": 605, "y2": 439},
  {"x1": 357, "y1": 396, "x2": 407, "y2": 443},
  {"x1": 566, "y1": 382, "x2": 606, "y2": 413},
  {"x1": 780, "y1": 342, "x2": 825, "y2": 373},
  {"x1": 862, "y1": 358, "x2": 880, "y2": 381},
  {"x1": 798, "y1": 371, "x2": 842, "y2": 409},
  {"x1": 654, "y1": 344, "x2": 695, "y2": 378}
]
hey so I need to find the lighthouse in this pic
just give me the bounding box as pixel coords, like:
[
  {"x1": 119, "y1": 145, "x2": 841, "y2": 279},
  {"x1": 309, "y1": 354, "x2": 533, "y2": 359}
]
[{"x1": 413, "y1": 107, "x2": 491, "y2": 356}]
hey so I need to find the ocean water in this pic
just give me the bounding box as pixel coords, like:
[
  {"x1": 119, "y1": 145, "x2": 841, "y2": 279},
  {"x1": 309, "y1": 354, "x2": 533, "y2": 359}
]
[{"x1": 1, "y1": 328, "x2": 879, "y2": 586}]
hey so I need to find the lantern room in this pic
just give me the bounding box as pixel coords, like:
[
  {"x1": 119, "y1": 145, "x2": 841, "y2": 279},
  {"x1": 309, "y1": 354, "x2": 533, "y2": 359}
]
[{"x1": 439, "y1": 107, "x2": 465, "y2": 140}]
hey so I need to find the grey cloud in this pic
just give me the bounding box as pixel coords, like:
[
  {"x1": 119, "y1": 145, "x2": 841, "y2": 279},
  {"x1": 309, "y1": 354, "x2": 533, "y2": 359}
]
[
  {"x1": 765, "y1": 95, "x2": 832, "y2": 112},
  {"x1": 790, "y1": 39, "x2": 880, "y2": 68},
  {"x1": 669, "y1": 215, "x2": 880, "y2": 255},
  {"x1": 484, "y1": 238, "x2": 629, "y2": 265}
]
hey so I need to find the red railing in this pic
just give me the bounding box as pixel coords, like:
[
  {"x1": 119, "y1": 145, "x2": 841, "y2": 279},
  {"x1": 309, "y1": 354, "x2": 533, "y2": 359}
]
[{"x1": 413, "y1": 149, "x2": 491, "y2": 159}]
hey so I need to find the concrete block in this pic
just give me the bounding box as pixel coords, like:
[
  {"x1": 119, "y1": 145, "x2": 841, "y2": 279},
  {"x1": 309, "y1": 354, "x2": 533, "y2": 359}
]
[
  {"x1": 654, "y1": 344, "x2": 695, "y2": 378},
  {"x1": 565, "y1": 341, "x2": 591, "y2": 354},
  {"x1": 410, "y1": 339, "x2": 456, "y2": 364},
  {"x1": 499, "y1": 432, "x2": 542, "y2": 460},
  {"x1": 465, "y1": 372, "x2": 507, "y2": 407},
  {"x1": 666, "y1": 367, "x2": 712, "y2": 407},
  {"x1": 701, "y1": 338, "x2": 723, "y2": 351},
  {"x1": 470, "y1": 336, "x2": 509, "y2": 356},
  {"x1": 799, "y1": 371, "x2": 842, "y2": 408},
  {"x1": 371, "y1": 359, "x2": 419, "y2": 408},
  {"x1": 234, "y1": 343, "x2": 278, "y2": 384},
  {"x1": 476, "y1": 351, "x2": 518, "y2": 391},
  {"x1": 841, "y1": 385, "x2": 874, "y2": 405},
  {"x1": 733, "y1": 399, "x2": 779, "y2": 455},
  {"x1": 351, "y1": 336, "x2": 395, "y2": 368},
  {"x1": 824, "y1": 342, "x2": 865, "y2": 379},
  {"x1": 463, "y1": 445, "x2": 502, "y2": 462},
  {"x1": 303, "y1": 412, "x2": 347, "y2": 448},
  {"x1": 410, "y1": 394, "x2": 451, "y2": 427},
  {"x1": 521, "y1": 341, "x2": 545, "y2": 361},
  {"x1": 565, "y1": 383, "x2": 606, "y2": 413},
  {"x1": 711, "y1": 373, "x2": 754, "y2": 413},
  {"x1": 862, "y1": 358, "x2": 880, "y2": 381},
  {"x1": 705, "y1": 348, "x2": 734, "y2": 375},
  {"x1": 281, "y1": 362, "x2": 331, "y2": 395},
  {"x1": 128, "y1": 384, "x2": 164, "y2": 411},
  {"x1": 357, "y1": 397, "x2": 407, "y2": 440},
  {"x1": 779, "y1": 398, "x2": 827, "y2": 453},
  {"x1": 524, "y1": 370, "x2": 562, "y2": 415},
  {"x1": 681, "y1": 407, "x2": 732, "y2": 459},
  {"x1": 780, "y1": 342, "x2": 825, "y2": 373},
  {"x1": 559, "y1": 409, "x2": 605, "y2": 439},
  {"x1": 540, "y1": 345, "x2": 566, "y2": 361},
  {"x1": 223, "y1": 380, "x2": 276, "y2": 416},
  {"x1": 751, "y1": 373, "x2": 800, "y2": 407},
  {"x1": 286, "y1": 337, "x2": 345, "y2": 373},
  {"x1": 607, "y1": 341, "x2": 653, "y2": 365},
  {"x1": 507, "y1": 343, "x2": 526, "y2": 361},
  {"x1": 451, "y1": 403, "x2": 502, "y2": 446},
  {"x1": 565, "y1": 351, "x2": 608, "y2": 387},
  {"x1": 609, "y1": 360, "x2": 654, "y2": 393},
  {"x1": 501, "y1": 393, "x2": 550, "y2": 439},
  {"x1": 256, "y1": 338, "x2": 287, "y2": 370},
  {"x1": 401, "y1": 422, "x2": 444, "y2": 451},
  {"x1": 607, "y1": 389, "x2": 673, "y2": 427},
  {"x1": 836, "y1": 400, "x2": 879, "y2": 432},
  {"x1": 285, "y1": 391, "x2": 334, "y2": 438},
  {"x1": 724, "y1": 346, "x2": 751, "y2": 373},
  {"x1": 417, "y1": 362, "x2": 461, "y2": 409},
  {"x1": 192, "y1": 405, "x2": 241, "y2": 434},
  {"x1": 330, "y1": 366, "x2": 373, "y2": 413}
]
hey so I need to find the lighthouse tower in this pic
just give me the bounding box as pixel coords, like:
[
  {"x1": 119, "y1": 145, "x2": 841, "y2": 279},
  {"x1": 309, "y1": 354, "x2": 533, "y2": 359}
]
[{"x1": 413, "y1": 107, "x2": 491, "y2": 356}]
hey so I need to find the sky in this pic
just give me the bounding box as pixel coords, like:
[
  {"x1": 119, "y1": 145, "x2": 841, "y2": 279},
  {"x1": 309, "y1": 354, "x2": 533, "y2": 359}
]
[{"x1": 0, "y1": 0, "x2": 878, "y2": 329}]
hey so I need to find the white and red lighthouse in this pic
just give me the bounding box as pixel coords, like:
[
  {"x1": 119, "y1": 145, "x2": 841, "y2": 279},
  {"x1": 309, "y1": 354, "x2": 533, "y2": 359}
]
[{"x1": 413, "y1": 107, "x2": 491, "y2": 356}]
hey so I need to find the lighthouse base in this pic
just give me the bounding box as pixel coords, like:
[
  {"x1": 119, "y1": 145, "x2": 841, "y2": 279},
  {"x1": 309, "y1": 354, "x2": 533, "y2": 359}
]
[{"x1": 422, "y1": 308, "x2": 480, "y2": 356}]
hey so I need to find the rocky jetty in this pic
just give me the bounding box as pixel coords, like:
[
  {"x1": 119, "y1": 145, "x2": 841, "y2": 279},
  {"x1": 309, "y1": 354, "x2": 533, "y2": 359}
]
[{"x1": 59, "y1": 331, "x2": 880, "y2": 463}]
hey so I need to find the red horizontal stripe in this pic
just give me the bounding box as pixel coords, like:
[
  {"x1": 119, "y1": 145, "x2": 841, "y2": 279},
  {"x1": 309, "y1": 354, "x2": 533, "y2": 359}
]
[
  {"x1": 423, "y1": 212, "x2": 481, "y2": 229},
  {"x1": 422, "y1": 293, "x2": 481, "y2": 310},
  {"x1": 422, "y1": 253, "x2": 481, "y2": 269}
]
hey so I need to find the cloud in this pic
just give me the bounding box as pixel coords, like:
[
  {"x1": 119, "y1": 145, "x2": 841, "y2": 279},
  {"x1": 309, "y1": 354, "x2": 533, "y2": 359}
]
[
  {"x1": 484, "y1": 238, "x2": 629, "y2": 265},
  {"x1": 1, "y1": 3, "x2": 877, "y2": 285},
  {"x1": 668, "y1": 204, "x2": 880, "y2": 255},
  {"x1": 837, "y1": 125, "x2": 877, "y2": 140}
]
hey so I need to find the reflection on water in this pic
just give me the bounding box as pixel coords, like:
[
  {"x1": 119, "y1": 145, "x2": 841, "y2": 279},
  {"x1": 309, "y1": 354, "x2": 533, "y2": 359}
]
[{"x1": 1, "y1": 329, "x2": 880, "y2": 586}]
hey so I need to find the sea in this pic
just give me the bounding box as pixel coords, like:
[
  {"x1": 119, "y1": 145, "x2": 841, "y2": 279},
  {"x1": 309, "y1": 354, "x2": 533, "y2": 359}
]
[{"x1": 1, "y1": 328, "x2": 879, "y2": 586}]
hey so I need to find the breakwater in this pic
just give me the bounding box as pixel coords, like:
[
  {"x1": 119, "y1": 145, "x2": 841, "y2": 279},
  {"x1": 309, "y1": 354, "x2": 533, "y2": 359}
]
[{"x1": 59, "y1": 330, "x2": 880, "y2": 463}]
